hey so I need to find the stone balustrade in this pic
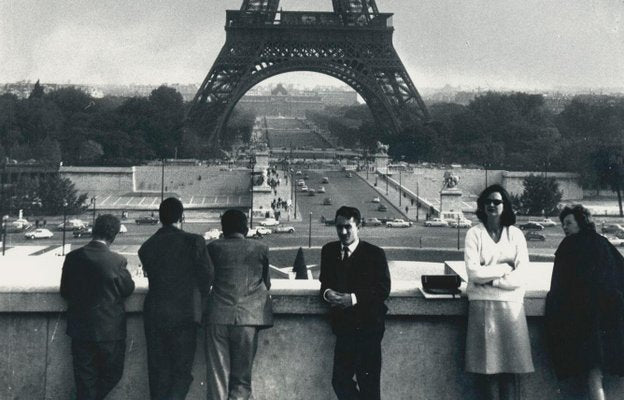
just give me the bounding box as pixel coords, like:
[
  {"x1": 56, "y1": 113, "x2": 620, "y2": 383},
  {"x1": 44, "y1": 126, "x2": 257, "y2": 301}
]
[{"x1": 1, "y1": 264, "x2": 623, "y2": 399}]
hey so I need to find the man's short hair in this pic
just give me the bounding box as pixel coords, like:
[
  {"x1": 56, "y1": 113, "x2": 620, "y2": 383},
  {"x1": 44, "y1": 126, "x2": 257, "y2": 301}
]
[
  {"x1": 335, "y1": 206, "x2": 361, "y2": 226},
  {"x1": 92, "y1": 214, "x2": 121, "y2": 243},
  {"x1": 159, "y1": 197, "x2": 183, "y2": 225},
  {"x1": 221, "y1": 209, "x2": 249, "y2": 236}
]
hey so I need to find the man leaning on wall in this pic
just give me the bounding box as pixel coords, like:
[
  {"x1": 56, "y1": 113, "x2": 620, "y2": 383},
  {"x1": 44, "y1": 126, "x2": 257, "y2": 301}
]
[
  {"x1": 139, "y1": 197, "x2": 214, "y2": 400},
  {"x1": 60, "y1": 214, "x2": 135, "y2": 400}
]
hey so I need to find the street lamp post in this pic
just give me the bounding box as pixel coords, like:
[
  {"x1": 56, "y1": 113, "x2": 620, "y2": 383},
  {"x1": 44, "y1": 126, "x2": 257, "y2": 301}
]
[
  {"x1": 416, "y1": 179, "x2": 420, "y2": 222},
  {"x1": 91, "y1": 196, "x2": 97, "y2": 227},
  {"x1": 62, "y1": 201, "x2": 68, "y2": 256},
  {"x1": 308, "y1": 212, "x2": 312, "y2": 248},
  {"x1": 385, "y1": 172, "x2": 389, "y2": 195},
  {"x1": 399, "y1": 169, "x2": 402, "y2": 207},
  {"x1": 2, "y1": 216, "x2": 7, "y2": 256},
  {"x1": 249, "y1": 156, "x2": 256, "y2": 229},
  {"x1": 160, "y1": 158, "x2": 165, "y2": 202}
]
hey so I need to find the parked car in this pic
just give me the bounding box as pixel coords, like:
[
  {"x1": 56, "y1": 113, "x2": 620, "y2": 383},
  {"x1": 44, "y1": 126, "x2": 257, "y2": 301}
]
[
  {"x1": 274, "y1": 226, "x2": 295, "y2": 234},
  {"x1": 135, "y1": 215, "x2": 159, "y2": 225},
  {"x1": 525, "y1": 231, "x2": 546, "y2": 241},
  {"x1": 448, "y1": 218, "x2": 472, "y2": 228},
  {"x1": 317, "y1": 186, "x2": 326, "y2": 193},
  {"x1": 321, "y1": 177, "x2": 330, "y2": 183},
  {"x1": 345, "y1": 172, "x2": 353, "y2": 178},
  {"x1": 56, "y1": 219, "x2": 87, "y2": 231},
  {"x1": 372, "y1": 197, "x2": 381, "y2": 203},
  {"x1": 606, "y1": 235, "x2": 624, "y2": 246},
  {"x1": 203, "y1": 228, "x2": 222, "y2": 240},
  {"x1": 363, "y1": 217, "x2": 382, "y2": 227},
  {"x1": 297, "y1": 180, "x2": 306, "y2": 186},
  {"x1": 519, "y1": 222, "x2": 544, "y2": 231},
  {"x1": 24, "y1": 228, "x2": 54, "y2": 239},
  {"x1": 529, "y1": 218, "x2": 557, "y2": 227},
  {"x1": 602, "y1": 223, "x2": 624, "y2": 235},
  {"x1": 424, "y1": 218, "x2": 449, "y2": 227},
  {"x1": 259, "y1": 218, "x2": 280, "y2": 227},
  {"x1": 377, "y1": 204, "x2": 388, "y2": 212},
  {"x1": 300, "y1": 186, "x2": 309, "y2": 192},
  {"x1": 323, "y1": 197, "x2": 332, "y2": 205},
  {"x1": 308, "y1": 188, "x2": 316, "y2": 196},
  {"x1": 386, "y1": 219, "x2": 412, "y2": 228},
  {"x1": 295, "y1": 170, "x2": 302, "y2": 176}
]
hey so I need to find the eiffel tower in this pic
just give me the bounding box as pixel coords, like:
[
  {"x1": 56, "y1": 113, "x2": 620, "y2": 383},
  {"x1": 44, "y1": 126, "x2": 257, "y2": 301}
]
[{"x1": 187, "y1": 0, "x2": 430, "y2": 145}]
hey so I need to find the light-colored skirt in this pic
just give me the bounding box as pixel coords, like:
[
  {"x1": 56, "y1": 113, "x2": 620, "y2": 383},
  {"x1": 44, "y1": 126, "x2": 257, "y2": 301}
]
[{"x1": 465, "y1": 300, "x2": 534, "y2": 374}]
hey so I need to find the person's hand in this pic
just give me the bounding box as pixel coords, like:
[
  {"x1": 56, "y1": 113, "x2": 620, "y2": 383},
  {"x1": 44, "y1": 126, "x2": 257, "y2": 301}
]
[
  {"x1": 503, "y1": 263, "x2": 514, "y2": 274},
  {"x1": 325, "y1": 289, "x2": 353, "y2": 309}
]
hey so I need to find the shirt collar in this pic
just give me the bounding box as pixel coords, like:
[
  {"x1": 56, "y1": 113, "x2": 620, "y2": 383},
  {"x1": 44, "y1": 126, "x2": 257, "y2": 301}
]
[{"x1": 341, "y1": 239, "x2": 359, "y2": 255}]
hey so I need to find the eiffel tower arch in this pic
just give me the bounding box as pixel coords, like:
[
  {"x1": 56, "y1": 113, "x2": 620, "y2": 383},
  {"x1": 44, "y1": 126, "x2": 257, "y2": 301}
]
[{"x1": 187, "y1": 0, "x2": 431, "y2": 145}]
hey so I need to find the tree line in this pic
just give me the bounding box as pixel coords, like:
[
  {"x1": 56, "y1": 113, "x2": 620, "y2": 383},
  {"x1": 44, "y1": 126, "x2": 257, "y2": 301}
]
[{"x1": 0, "y1": 82, "x2": 255, "y2": 166}]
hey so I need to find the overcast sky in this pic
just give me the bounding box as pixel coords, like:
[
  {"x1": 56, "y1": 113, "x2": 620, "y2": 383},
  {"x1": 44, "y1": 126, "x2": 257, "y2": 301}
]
[{"x1": 1, "y1": 0, "x2": 623, "y2": 90}]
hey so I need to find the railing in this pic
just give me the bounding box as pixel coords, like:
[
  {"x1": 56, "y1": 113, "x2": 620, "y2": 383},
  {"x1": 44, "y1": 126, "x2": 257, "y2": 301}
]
[{"x1": 226, "y1": 10, "x2": 393, "y2": 29}]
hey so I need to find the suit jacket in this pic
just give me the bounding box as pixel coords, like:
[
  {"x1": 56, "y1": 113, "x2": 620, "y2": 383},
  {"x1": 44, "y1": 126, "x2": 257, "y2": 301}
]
[
  {"x1": 319, "y1": 240, "x2": 391, "y2": 335},
  {"x1": 60, "y1": 240, "x2": 135, "y2": 341},
  {"x1": 205, "y1": 234, "x2": 273, "y2": 328},
  {"x1": 139, "y1": 225, "x2": 214, "y2": 329}
]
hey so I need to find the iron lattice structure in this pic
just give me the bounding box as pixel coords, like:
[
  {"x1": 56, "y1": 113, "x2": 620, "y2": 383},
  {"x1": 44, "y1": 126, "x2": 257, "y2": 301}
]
[{"x1": 187, "y1": 0, "x2": 430, "y2": 144}]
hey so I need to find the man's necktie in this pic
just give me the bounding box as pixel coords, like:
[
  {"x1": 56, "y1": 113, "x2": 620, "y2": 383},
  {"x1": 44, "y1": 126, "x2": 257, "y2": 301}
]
[{"x1": 342, "y1": 246, "x2": 349, "y2": 261}]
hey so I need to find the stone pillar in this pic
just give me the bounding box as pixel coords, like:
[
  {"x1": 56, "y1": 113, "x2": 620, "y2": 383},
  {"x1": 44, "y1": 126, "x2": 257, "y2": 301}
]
[
  {"x1": 439, "y1": 189, "x2": 463, "y2": 215},
  {"x1": 374, "y1": 153, "x2": 389, "y2": 174}
]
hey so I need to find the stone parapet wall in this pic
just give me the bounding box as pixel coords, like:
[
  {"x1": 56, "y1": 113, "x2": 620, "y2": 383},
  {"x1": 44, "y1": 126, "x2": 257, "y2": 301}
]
[{"x1": 1, "y1": 279, "x2": 623, "y2": 399}]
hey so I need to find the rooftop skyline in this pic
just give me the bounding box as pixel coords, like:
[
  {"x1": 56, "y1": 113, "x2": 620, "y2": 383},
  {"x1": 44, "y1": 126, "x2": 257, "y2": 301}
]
[{"x1": 2, "y1": 0, "x2": 622, "y2": 91}]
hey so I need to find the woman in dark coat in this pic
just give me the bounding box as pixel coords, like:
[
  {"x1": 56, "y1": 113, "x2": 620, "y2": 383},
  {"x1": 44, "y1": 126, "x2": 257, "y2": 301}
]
[{"x1": 546, "y1": 205, "x2": 624, "y2": 400}]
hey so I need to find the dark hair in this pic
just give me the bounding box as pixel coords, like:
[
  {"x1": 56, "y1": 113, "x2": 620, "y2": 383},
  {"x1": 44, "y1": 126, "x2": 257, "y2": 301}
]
[
  {"x1": 475, "y1": 184, "x2": 516, "y2": 226},
  {"x1": 335, "y1": 206, "x2": 361, "y2": 226},
  {"x1": 559, "y1": 204, "x2": 596, "y2": 232},
  {"x1": 221, "y1": 209, "x2": 248, "y2": 236},
  {"x1": 92, "y1": 214, "x2": 120, "y2": 243},
  {"x1": 159, "y1": 197, "x2": 183, "y2": 225}
]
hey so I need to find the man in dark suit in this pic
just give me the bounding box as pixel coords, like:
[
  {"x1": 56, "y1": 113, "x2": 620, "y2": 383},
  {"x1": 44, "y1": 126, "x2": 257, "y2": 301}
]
[
  {"x1": 205, "y1": 209, "x2": 273, "y2": 400},
  {"x1": 60, "y1": 214, "x2": 135, "y2": 400},
  {"x1": 139, "y1": 197, "x2": 214, "y2": 400},
  {"x1": 320, "y1": 206, "x2": 391, "y2": 400}
]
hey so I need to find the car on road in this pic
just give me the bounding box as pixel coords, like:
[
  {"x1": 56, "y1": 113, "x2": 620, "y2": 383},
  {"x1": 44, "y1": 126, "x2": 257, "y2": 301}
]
[
  {"x1": 308, "y1": 188, "x2": 316, "y2": 196},
  {"x1": 24, "y1": 228, "x2": 54, "y2": 239},
  {"x1": 323, "y1": 197, "x2": 332, "y2": 205},
  {"x1": 386, "y1": 219, "x2": 412, "y2": 228},
  {"x1": 524, "y1": 231, "x2": 546, "y2": 241},
  {"x1": 529, "y1": 218, "x2": 557, "y2": 227},
  {"x1": 317, "y1": 186, "x2": 326, "y2": 193},
  {"x1": 424, "y1": 218, "x2": 449, "y2": 227},
  {"x1": 606, "y1": 235, "x2": 624, "y2": 246},
  {"x1": 273, "y1": 226, "x2": 295, "y2": 234},
  {"x1": 372, "y1": 197, "x2": 381, "y2": 203},
  {"x1": 300, "y1": 186, "x2": 308, "y2": 192},
  {"x1": 203, "y1": 228, "x2": 222, "y2": 240},
  {"x1": 363, "y1": 217, "x2": 382, "y2": 227},
  {"x1": 295, "y1": 170, "x2": 302, "y2": 176},
  {"x1": 377, "y1": 204, "x2": 388, "y2": 212},
  {"x1": 135, "y1": 215, "x2": 159, "y2": 225},
  {"x1": 73, "y1": 226, "x2": 93, "y2": 238},
  {"x1": 297, "y1": 180, "x2": 305, "y2": 186},
  {"x1": 246, "y1": 226, "x2": 272, "y2": 238},
  {"x1": 345, "y1": 172, "x2": 353, "y2": 178},
  {"x1": 448, "y1": 218, "x2": 472, "y2": 228},
  {"x1": 259, "y1": 218, "x2": 280, "y2": 227},
  {"x1": 321, "y1": 177, "x2": 330, "y2": 183},
  {"x1": 56, "y1": 219, "x2": 87, "y2": 231},
  {"x1": 519, "y1": 222, "x2": 544, "y2": 231}
]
